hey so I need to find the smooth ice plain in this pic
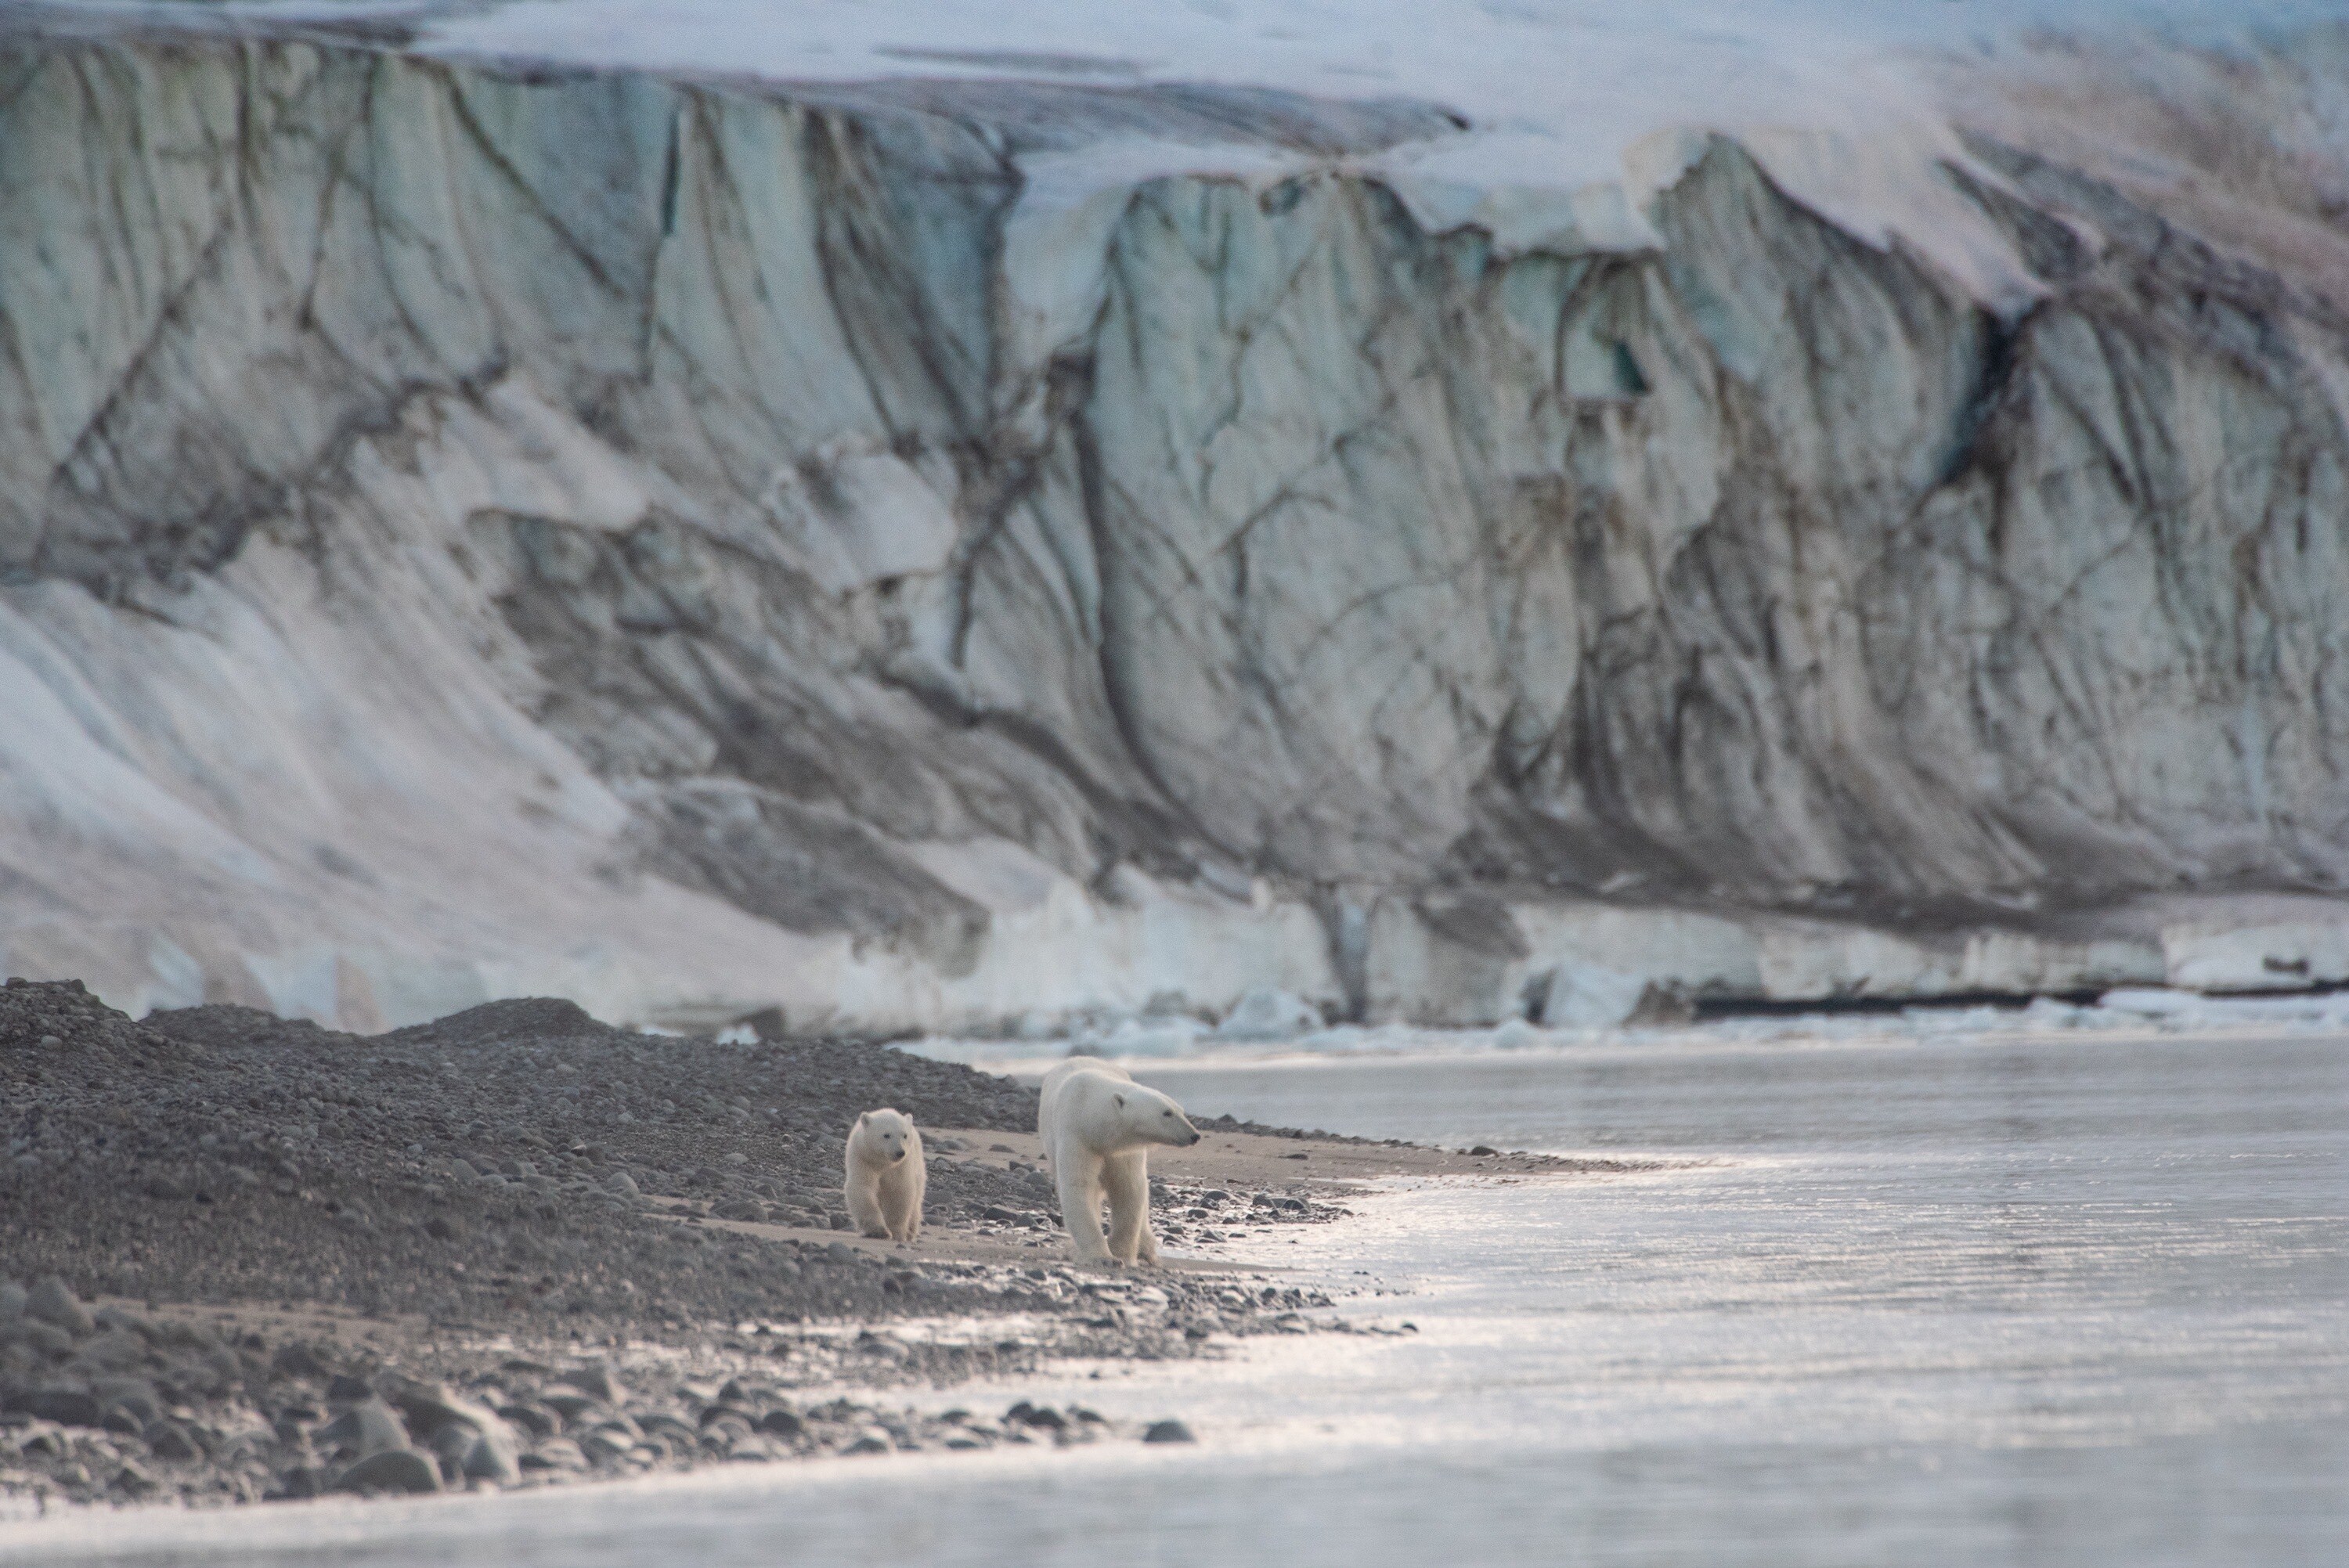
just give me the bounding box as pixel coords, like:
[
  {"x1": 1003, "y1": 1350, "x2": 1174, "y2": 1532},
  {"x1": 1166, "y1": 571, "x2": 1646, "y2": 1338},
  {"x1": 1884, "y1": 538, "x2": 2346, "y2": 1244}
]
[{"x1": 11, "y1": 1022, "x2": 2345, "y2": 1566}]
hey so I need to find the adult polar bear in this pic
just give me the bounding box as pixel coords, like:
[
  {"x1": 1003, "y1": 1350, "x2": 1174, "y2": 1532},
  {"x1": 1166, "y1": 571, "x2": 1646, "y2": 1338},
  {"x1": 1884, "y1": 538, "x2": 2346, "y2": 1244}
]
[{"x1": 1038, "y1": 1058, "x2": 1201, "y2": 1265}]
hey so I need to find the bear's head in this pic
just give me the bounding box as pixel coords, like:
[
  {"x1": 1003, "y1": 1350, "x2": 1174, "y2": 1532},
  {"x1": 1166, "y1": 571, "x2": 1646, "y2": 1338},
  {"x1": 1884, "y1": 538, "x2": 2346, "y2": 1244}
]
[
  {"x1": 1112, "y1": 1084, "x2": 1202, "y2": 1148},
  {"x1": 855, "y1": 1108, "x2": 916, "y2": 1164}
]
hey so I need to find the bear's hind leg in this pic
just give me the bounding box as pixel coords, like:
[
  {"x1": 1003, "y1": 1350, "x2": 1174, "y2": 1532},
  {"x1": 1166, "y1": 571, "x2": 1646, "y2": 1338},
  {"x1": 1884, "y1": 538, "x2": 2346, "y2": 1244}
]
[{"x1": 1103, "y1": 1151, "x2": 1155, "y2": 1266}]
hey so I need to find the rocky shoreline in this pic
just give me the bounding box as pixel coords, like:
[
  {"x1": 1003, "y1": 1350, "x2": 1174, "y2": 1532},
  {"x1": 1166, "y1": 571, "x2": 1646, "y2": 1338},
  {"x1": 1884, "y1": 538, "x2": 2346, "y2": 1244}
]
[
  {"x1": 0, "y1": 1265, "x2": 1270, "y2": 1516},
  {"x1": 1, "y1": 979, "x2": 1573, "y2": 1514}
]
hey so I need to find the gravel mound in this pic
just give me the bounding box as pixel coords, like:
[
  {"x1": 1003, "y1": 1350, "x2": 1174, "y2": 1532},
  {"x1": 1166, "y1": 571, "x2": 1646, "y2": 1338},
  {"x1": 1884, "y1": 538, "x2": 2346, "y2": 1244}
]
[
  {"x1": 384, "y1": 998, "x2": 613, "y2": 1050},
  {"x1": 4, "y1": 981, "x2": 1051, "y2": 1332},
  {"x1": 140, "y1": 1003, "x2": 342, "y2": 1054}
]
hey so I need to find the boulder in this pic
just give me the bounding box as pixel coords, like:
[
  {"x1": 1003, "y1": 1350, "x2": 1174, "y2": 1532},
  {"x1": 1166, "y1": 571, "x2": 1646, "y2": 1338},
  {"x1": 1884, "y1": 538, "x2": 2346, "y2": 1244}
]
[
  {"x1": 332, "y1": 1448, "x2": 442, "y2": 1496},
  {"x1": 25, "y1": 1277, "x2": 93, "y2": 1338}
]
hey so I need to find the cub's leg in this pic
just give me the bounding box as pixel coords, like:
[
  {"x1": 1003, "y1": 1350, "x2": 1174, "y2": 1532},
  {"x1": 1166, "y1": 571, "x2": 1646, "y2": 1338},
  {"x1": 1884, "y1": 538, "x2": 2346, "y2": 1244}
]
[
  {"x1": 886, "y1": 1152, "x2": 927, "y2": 1242},
  {"x1": 844, "y1": 1165, "x2": 889, "y2": 1239},
  {"x1": 1103, "y1": 1150, "x2": 1156, "y2": 1266}
]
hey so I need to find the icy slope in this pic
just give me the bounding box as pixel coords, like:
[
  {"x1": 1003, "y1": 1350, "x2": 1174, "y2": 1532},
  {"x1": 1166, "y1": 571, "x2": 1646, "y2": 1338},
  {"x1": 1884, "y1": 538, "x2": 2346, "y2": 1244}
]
[{"x1": 5, "y1": 2, "x2": 2349, "y2": 1030}]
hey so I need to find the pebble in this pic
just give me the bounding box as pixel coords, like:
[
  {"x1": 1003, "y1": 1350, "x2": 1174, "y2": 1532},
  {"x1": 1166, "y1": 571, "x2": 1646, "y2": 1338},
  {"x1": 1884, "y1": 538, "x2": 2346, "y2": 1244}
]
[
  {"x1": 92, "y1": 1375, "x2": 161, "y2": 1425},
  {"x1": 703, "y1": 1413, "x2": 755, "y2": 1451},
  {"x1": 272, "y1": 1341, "x2": 330, "y2": 1382},
  {"x1": 524, "y1": 1436, "x2": 587, "y2": 1474},
  {"x1": 317, "y1": 1396, "x2": 409, "y2": 1459},
  {"x1": 78, "y1": 1328, "x2": 149, "y2": 1372},
  {"x1": 393, "y1": 1383, "x2": 522, "y2": 1485},
  {"x1": 272, "y1": 1465, "x2": 327, "y2": 1500},
  {"x1": 568, "y1": 1364, "x2": 621, "y2": 1404},
  {"x1": 522, "y1": 1436, "x2": 586, "y2": 1471},
  {"x1": 27, "y1": 1274, "x2": 95, "y2": 1336},
  {"x1": 496, "y1": 1403, "x2": 556, "y2": 1439},
  {"x1": 17, "y1": 1318, "x2": 74, "y2": 1356},
  {"x1": 424, "y1": 1421, "x2": 475, "y2": 1474},
  {"x1": 146, "y1": 1419, "x2": 204, "y2": 1461},
  {"x1": 540, "y1": 1391, "x2": 600, "y2": 1422},
  {"x1": 1142, "y1": 1419, "x2": 1196, "y2": 1444},
  {"x1": 332, "y1": 1447, "x2": 442, "y2": 1495},
  {"x1": 22, "y1": 1387, "x2": 101, "y2": 1426},
  {"x1": 577, "y1": 1428, "x2": 633, "y2": 1465}
]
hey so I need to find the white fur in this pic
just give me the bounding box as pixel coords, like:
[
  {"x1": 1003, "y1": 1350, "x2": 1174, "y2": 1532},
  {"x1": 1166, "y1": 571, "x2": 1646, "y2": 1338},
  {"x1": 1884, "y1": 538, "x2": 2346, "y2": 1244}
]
[
  {"x1": 1037, "y1": 1058, "x2": 1200, "y2": 1266},
  {"x1": 843, "y1": 1108, "x2": 926, "y2": 1243}
]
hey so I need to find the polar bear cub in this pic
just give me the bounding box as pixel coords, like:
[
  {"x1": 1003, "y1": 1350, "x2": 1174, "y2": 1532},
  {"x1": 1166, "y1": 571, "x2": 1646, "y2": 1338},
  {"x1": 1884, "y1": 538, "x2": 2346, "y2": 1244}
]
[
  {"x1": 1038, "y1": 1058, "x2": 1200, "y2": 1266},
  {"x1": 843, "y1": 1108, "x2": 926, "y2": 1242}
]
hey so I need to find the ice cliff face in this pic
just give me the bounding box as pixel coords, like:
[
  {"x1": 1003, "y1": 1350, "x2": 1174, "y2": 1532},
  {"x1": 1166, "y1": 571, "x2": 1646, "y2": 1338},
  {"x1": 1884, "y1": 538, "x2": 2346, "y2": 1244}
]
[{"x1": 6, "y1": 5, "x2": 2349, "y2": 1030}]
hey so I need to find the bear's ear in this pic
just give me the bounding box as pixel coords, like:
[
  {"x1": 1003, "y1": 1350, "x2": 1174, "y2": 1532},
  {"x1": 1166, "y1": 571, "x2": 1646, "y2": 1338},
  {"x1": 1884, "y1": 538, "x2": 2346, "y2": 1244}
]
[
  {"x1": 1113, "y1": 1092, "x2": 1126, "y2": 1108},
  {"x1": 856, "y1": 1112, "x2": 868, "y2": 1125}
]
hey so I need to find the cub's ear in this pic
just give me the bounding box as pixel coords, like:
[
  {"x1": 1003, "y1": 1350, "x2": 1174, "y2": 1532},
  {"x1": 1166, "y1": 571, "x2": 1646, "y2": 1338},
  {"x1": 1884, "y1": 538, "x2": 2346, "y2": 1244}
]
[
  {"x1": 856, "y1": 1112, "x2": 868, "y2": 1125},
  {"x1": 1112, "y1": 1093, "x2": 1126, "y2": 1108}
]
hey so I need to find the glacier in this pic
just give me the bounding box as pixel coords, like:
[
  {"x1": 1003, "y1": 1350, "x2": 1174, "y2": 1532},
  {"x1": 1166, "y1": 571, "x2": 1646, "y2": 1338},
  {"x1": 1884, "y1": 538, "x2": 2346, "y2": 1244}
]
[{"x1": 7, "y1": 0, "x2": 2349, "y2": 1033}]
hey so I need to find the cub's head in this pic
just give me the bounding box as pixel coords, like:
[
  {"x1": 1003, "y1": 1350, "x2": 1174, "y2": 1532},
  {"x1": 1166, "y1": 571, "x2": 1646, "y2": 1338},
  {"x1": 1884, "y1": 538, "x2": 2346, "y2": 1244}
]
[
  {"x1": 854, "y1": 1108, "x2": 916, "y2": 1163},
  {"x1": 1113, "y1": 1084, "x2": 1202, "y2": 1149}
]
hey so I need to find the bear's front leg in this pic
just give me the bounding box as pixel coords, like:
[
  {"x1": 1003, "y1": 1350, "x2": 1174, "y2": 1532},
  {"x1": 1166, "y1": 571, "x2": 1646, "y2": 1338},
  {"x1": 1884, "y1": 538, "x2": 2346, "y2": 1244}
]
[
  {"x1": 1055, "y1": 1155, "x2": 1115, "y2": 1264},
  {"x1": 889, "y1": 1153, "x2": 928, "y2": 1242},
  {"x1": 879, "y1": 1168, "x2": 915, "y2": 1243},
  {"x1": 846, "y1": 1173, "x2": 891, "y2": 1239},
  {"x1": 1103, "y1": 1150, "x2": 1156, "y2": 1265}
]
